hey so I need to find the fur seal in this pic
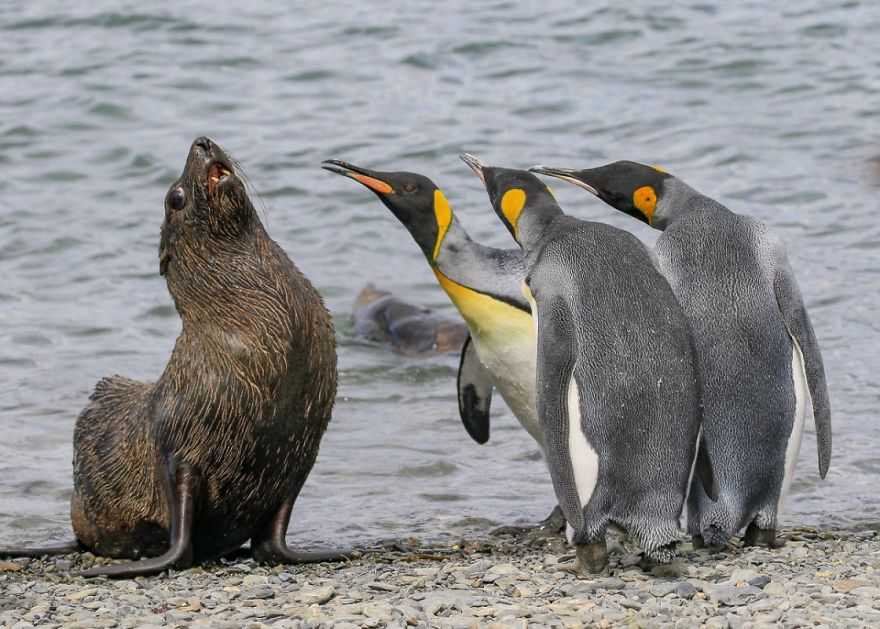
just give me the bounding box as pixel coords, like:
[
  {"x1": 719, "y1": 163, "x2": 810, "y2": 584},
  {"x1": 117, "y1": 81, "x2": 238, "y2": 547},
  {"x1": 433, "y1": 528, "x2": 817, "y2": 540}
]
[
  {"x1": 0, "y1": 137, "x2": 352, "y2": 577},
  {"x1": 352, "y1": 284, "x2": 468, "y2": 355}
]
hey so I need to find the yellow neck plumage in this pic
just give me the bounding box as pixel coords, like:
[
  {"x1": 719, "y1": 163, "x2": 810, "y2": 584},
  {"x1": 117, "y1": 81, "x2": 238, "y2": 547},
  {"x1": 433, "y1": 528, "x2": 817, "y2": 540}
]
[{"x1": 432, "y1": 189, "x2": 452, "y2": 262}]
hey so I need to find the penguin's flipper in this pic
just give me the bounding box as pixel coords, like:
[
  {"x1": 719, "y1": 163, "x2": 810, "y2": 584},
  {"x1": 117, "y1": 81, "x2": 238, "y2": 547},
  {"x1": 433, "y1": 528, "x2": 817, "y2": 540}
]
[
  {"x1": 772, "y1": 242, "x2": 832, "y2": 478},
  {"x1": 457, "y1": 334, "x2": 492, "y2": 444},
  {"x1": 695, "y1": 432, "x2": 718, "y2": 501},
  {"x1": 534, "y1": 295, "x2": 584, "y2": 534}
]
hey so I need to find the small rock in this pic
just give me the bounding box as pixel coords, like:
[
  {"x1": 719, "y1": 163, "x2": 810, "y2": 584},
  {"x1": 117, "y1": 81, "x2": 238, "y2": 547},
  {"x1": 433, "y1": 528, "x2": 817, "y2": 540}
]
[
  {"x1": 482, "y1": 563, "x2": 517, "y2": 583},
  {"x1": 763, "y1": 581, "x2": 786, "y2": 596},
  {"x1": 835, "y1": 580, "x2": 871, "y2": 594},
  {"x1": 728, "y1": 569, "x2": 759, "y2": 584},
  {"x1": 650, "y1": 582, "x2": 679, "y2": 598},
  {"x1": 0, "y1": 561, "x2": 22, "y2": 572},
  {"x1": 620, "y1": 598, "x2": 642, "y2": 610},
  {"x1": 242, "y1": 575, "x2": 269, "y2": 587},
  {"x1": 295, "y1": 585, "x2": 334, "y2": 605},
  {"x1": 66, "y1": 589, "x2": 99, "y2": 602},
  {"x1": 362, "y1": 602, "x2": 394, "y2": 621},
  {"x1": 650, "y1": 563, "x2": 686, "y2": 578},
  {"x1": 366, "y1": 581, "x2": 396, "y2": 592},
  {"x1": 595, "y1": 577, "x2": 625, "y2": 591},
  {"x1": 707, "y1": 585, "x2": 765, "y2": 607},
  {"x1": 676, "y1": 582, "x2": 697, "y2": 600},
  {"x1": 247, "y1": 587, "x2": 276, "y2": 600}
]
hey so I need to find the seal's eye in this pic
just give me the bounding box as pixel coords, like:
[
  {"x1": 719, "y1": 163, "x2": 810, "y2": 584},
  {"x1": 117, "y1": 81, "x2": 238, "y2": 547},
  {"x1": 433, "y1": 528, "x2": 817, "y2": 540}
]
[
  {"x1": 402, "y1": 184, "x2": 418, "y2": 194},
  {"x1": 167, "y1": 187, "x2": 186, "y2": 211}
]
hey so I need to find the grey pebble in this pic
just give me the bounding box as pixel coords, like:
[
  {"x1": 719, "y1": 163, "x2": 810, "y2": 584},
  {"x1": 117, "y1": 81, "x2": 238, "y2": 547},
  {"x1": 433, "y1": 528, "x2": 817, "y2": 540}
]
[
  {"x1": 650, "y1": 582, "x2": 679, "y2": 597},
  {"x1": 245, "y1": 587, "x2": 275, "y2": 600},
  {"x1": 707, "y1": 585, "x2": 766, "y2": 606},
  {"x1": 595, "y1": 577, "x2": 626, "y2": 591},
  {"x1": 1, "y1": 528, "x2": 877, "y2": 628},
  {"x1": 676, "y1": 582, "x2": 698, "y2": 599}
]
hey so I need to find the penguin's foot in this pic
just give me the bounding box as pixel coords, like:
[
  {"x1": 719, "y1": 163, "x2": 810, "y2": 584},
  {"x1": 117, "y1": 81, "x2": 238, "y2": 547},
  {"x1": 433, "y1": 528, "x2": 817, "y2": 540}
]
[
  {"x1": 691, "y1": 534, "x2": 706, "y2": 550},
  {"x1": 574, "y1": 539, "x2": 608, "y2": 575},
  {"x1": 490, "y1": 505, "x2": 566, "y2": 539},
  {"x1": 742, "y1": 523, "x2": 782, "y2": 548},
  {"x1": 644, "y1": 541, "x2": 678, "y2": 565}
]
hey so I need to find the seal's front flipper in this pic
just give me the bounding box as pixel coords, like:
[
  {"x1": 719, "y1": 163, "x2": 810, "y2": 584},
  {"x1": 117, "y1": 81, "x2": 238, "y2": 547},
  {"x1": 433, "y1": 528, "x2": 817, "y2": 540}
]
[
  {"x1": 251, "y1": 495, "x2": 361, "y2": 565},
  {"x1": 457, "y1": 334, "x2": 492, "y2": 444},
  {"x1": 0, "y1": 540, "x2": 83, "y2": 558},
  {"x1": 80, "y1": 463, "x2": 198, "y2": 578}
]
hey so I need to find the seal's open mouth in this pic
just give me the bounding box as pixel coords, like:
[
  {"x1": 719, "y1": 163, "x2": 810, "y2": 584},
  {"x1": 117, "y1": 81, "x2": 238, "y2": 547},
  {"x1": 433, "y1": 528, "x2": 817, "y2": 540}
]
[{"x1": 207, "y1": 162, "x2": 234, "y2": 197}]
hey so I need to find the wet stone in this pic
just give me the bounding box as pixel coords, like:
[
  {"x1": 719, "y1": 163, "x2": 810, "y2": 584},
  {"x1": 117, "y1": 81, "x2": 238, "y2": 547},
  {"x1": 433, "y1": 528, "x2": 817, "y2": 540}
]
[{"x1": 675, "y1": 582, "x2": 698, "y2": 600}]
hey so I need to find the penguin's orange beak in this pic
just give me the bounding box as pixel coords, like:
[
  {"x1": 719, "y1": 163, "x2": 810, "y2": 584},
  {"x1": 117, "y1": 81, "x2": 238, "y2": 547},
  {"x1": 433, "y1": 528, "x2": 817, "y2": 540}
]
[{"x1": 322, "y1": 160, "x2": 395, "y2": 194}]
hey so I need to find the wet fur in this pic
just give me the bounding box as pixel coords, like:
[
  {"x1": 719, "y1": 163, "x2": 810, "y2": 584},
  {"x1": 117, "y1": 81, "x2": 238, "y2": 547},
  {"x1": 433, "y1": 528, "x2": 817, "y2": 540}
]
[{"x1": 67, "y1": 140, "x2": 337, "y2": 562}]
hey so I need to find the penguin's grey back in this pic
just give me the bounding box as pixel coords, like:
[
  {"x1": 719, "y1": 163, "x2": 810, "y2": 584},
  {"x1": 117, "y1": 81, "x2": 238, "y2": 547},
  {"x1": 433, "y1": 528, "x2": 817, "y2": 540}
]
[
  {"x1": 529, "y1": 217, "x2": 701, "y2": 544},
  {"x1": 657, "y1": 202, "x2": 795, "y2": 523}
]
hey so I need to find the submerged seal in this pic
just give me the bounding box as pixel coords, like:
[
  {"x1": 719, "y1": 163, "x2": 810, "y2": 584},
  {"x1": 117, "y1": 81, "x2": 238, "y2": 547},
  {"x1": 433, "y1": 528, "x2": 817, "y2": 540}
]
[
  {"x1": 352, "y1": 284, "x2": 467, "y2": 355},
  {"x1": 1, "y1": 137, "x2": 349, "y2": 577}
]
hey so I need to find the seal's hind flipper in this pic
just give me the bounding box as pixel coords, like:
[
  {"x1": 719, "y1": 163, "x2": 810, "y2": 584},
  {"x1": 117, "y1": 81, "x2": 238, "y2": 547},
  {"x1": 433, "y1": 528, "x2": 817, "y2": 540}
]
[
  {"x1": 0, "y1": 540, "x2": 83, "y2": 558},
  {"x1": 80, "y1": 463, "x2": 198, "y2": 578},
  {"x1": 457, "y1": 334, "x2": 493, "y2": 444},
  {"x1": 251, "y1": 494, "x2": 361, "y2": 565}
]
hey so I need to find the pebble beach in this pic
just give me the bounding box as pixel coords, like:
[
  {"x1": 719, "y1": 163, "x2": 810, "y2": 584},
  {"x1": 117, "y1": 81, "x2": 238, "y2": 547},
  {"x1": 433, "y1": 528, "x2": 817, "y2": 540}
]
[{"x1": 2, "y1": 527, "x2": 879, "y2": 628}]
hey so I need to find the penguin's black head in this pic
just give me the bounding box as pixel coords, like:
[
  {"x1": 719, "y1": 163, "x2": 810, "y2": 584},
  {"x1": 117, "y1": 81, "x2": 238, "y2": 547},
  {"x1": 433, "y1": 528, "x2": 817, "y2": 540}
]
[
  {"x1": 322, "y1": 160, "x2": 453, "y2": 263},
  {"x1": 530, "y1": 160, "x2": 672, "y2": 226},
  {"x1": 460, "y1": 153, "x2": 557, "y2": 243}
]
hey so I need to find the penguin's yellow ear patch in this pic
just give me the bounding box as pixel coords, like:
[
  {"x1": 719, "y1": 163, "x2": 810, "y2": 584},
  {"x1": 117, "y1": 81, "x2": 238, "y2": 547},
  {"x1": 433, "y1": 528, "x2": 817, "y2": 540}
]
[
  {"x1": 501, "y1": 188, "x2": 527, "y2": 236},
  {"x1": 633, "y1": 186, "x2": 657, "y2": 223},
  {"x1": 432, "y1": 189, "x2": 452, "y2": 262},
  {"x1": 651, "y1": 166, "x2": 667, "y2": 174}
]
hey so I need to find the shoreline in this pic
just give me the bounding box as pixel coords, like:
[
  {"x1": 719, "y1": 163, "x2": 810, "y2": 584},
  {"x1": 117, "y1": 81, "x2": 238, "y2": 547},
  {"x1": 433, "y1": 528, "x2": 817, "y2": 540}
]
[{"x1": 2, "y1": 527, "x2": 879, "y2": 628}]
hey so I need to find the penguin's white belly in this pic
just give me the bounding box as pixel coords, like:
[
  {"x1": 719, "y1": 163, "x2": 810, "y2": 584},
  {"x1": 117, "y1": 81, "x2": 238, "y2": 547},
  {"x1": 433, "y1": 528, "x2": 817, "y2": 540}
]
[
  {"x1": 777, "y1": 334, "x2": 808, "y2": 518},
  {"x1": 432, "y1": 269, "x2": 542, "y2": 446},
  {"x1": 470, "y1": 330, "x2": 542, "y2": 446},
  {"x1": 567, "y1": 377, "x2": 600, "y2": 510}
]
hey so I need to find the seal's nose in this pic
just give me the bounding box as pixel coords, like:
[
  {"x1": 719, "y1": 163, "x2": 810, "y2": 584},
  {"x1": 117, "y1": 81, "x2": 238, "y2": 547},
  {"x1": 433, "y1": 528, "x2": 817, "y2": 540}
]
[{"x1": 193, "y1": 137, "x2": 213, "y2": 153}]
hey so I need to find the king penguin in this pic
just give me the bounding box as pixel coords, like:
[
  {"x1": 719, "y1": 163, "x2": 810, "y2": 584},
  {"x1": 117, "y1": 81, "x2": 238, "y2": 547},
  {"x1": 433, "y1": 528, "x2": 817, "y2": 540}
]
[
  {"x1": 462, "y1": 154, "x2": 713, "y2": 572},
  {"x1": 532, "y1": 160, "x2": 832, "y2": 548},
  {"x1": 321, "y1": 159, "x2": 564, "y2": 533}
]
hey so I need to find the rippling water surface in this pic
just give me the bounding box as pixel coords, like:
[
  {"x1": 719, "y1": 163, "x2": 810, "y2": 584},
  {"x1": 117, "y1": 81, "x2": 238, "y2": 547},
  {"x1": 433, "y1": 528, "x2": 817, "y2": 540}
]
[{"x1": 1, "y1": 1, "x2": 878, "y2": 548}]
